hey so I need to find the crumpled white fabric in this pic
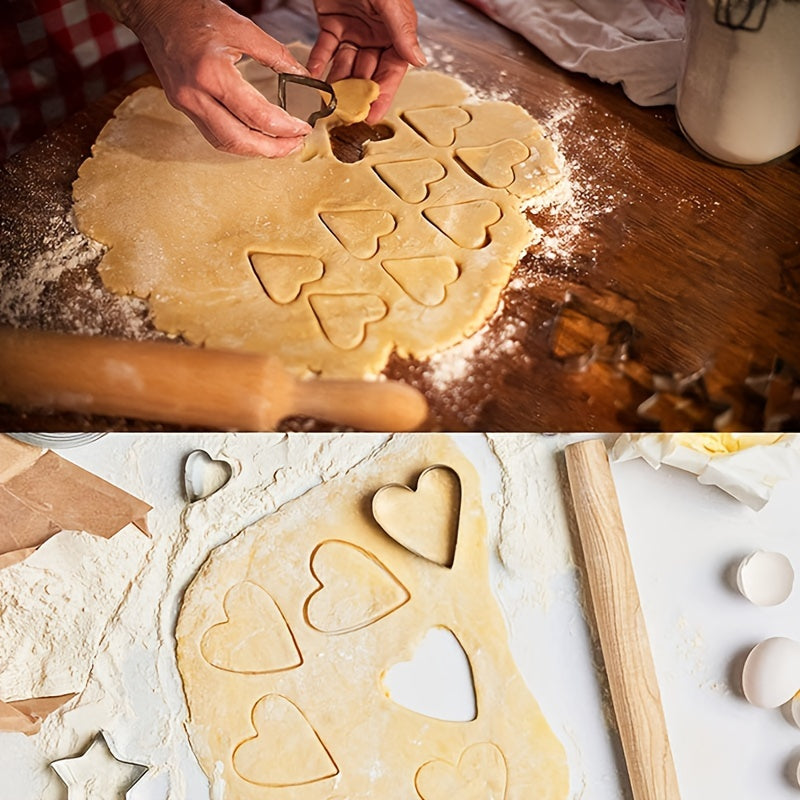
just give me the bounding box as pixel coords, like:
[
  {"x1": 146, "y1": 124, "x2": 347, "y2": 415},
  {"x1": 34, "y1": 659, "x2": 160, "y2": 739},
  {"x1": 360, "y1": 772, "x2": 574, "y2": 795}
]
[{"x1": 462, "y1": 0, "x2": 686, "y2": 106}]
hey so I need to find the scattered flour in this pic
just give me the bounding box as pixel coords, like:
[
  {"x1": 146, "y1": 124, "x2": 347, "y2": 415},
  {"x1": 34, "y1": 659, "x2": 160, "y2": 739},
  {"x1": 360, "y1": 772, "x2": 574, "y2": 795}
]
[
  {"x1": 0, "y1": 214, "x2": 103, "y2": 327},
  {"x1": 0, "y1": 528, "x2": 148, "y2": 701},
  {"x1": 411, "y1": 80, "x2": 632, "y2": 419},
  {"x1": 0, "y1": 210, "x2": 156, "y2": 339}
]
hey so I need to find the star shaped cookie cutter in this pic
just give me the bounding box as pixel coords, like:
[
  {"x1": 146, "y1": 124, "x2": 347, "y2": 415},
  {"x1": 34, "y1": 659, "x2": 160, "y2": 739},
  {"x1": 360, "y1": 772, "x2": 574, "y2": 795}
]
[
  {"x1": 50, "y1": 730, "x2": 149, "y2": 799},
  {"x1": 278, "y1": 73, "x2": 337, "y2": 126}
]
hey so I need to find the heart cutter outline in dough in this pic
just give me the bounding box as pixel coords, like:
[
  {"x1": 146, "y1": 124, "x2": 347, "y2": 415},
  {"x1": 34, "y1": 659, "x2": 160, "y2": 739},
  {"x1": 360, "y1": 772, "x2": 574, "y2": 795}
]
[
  {"x1": 318, "y1": 209, "x2": 397, "y2": 260},
  {"x1": 415, "y1": 741, "x2": 508, "y2": 800},
  {"x1": 371, "y1": 464, "x2": 461, "y2": 568},
  {"x1": 423, "y1": 200, "x2": 502, "y2": 249},
  {"x1": 232, "y1": 693, "x2": 339, "y2": 787},
  {"x1": 381, "y1": 255, "x2": 459, "y2": 307},
  {"x1": 455, "y1": 139, "x2": 531, "y2": 189},
  {"x1": 372, "y1": 158, "x2": 447, "y2": 204},
  {"x1": 401, "y1": 106, "x2": 472, "y2": 147},
  {"x1": 309, "y1": 292, "x2": 388, "y2": 350},
  {"x1": 200, "y1": 581, "x2": 303, "y2": 674},
  {"x1": 248, "y1": 252, "x2": 325, "y2": 304},
  {"x1": 304, "y1": 539, "x2": 411, "y2": 634}
]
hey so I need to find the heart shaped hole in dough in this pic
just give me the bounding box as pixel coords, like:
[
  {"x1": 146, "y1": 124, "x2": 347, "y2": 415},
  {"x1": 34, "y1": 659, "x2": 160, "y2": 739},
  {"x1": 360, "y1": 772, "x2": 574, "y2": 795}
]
[
  {"x1": 329, "y1": 122, "x2": 395, "y2": 163},
  {"x1": 382, "y1": 626, "x2": 476, "y2": 722}
]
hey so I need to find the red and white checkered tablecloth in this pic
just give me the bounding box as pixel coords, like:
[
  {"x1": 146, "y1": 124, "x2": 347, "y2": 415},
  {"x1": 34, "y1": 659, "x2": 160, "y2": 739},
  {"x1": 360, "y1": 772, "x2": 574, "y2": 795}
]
[{"x1": 0, "y1": 0, "x2": 150, "y2": 160}]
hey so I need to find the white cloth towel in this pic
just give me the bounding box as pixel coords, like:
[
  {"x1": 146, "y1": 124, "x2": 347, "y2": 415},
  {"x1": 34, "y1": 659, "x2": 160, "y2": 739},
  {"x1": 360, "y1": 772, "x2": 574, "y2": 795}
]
[{"x1": 462, "y1": 0, "x2": 686, "y2": 105}]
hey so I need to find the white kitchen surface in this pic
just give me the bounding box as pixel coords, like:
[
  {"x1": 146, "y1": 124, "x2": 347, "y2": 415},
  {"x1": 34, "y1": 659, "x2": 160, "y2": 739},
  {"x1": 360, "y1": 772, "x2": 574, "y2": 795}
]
[{"x1": 0, "y1": 432, "x2": 798, "y2": 800}]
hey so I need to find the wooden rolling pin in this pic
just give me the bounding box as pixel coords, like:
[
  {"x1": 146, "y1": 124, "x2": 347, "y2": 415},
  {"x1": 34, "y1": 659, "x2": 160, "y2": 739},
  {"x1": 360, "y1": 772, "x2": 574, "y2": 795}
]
[
  {"x1": 565, "y1": 438, "x2": 681, "y2": 800},
  {"x1": 0, "y1": 327, "x2": 428, "y2": 431}
]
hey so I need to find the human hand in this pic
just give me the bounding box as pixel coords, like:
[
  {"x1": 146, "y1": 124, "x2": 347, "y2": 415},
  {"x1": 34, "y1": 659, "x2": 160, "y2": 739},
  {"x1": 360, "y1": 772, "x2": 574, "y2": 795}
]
[
  {"x1": 308, "y1": 0, "x2": 426, "y2": 123},
  {"x1": 116, "y1": 0, "x2": 312, "y2": 157}
]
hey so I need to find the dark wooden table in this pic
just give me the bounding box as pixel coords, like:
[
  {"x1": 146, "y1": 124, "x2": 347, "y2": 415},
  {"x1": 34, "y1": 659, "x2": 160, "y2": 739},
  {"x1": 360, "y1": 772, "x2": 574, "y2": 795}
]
[{"x1": 1, "y1": 0, "x2": 798, "y2": 431}]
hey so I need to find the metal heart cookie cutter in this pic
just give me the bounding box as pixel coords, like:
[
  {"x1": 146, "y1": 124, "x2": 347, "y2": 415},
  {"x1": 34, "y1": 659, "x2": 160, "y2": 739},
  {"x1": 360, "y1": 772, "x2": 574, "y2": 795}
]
[
  {"x1": 278, "y1": 73, "x2": 337, "y2": 126},
  {"x1": 50, "y1": 730, "x2": 149, "y2": 799}
]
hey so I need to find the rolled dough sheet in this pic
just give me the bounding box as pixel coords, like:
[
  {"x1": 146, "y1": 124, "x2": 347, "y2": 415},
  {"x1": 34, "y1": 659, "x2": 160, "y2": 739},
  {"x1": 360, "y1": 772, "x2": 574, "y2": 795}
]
[
  {"x1": 175, "y1": 435, "x2": 568, "y2": 799},
  {"x1": 72, "y1": 60, "x2": 562, "y2": 377}
]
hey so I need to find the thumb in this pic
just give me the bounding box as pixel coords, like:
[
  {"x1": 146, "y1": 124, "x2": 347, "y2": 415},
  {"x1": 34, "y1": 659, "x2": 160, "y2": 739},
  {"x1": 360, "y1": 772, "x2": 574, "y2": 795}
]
[{"x1": 375, "y1": 0, "x2": 427, "y2": 67}]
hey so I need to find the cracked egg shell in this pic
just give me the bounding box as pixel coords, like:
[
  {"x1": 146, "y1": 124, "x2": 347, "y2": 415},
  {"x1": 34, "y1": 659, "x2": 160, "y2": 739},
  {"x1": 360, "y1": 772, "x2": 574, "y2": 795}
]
[
  {"x1": 736, "y1": 550, "x2": 794, "y2": 606},
  {"x1": 742, "y1": 637, "x2": 800, "y2": 709}
]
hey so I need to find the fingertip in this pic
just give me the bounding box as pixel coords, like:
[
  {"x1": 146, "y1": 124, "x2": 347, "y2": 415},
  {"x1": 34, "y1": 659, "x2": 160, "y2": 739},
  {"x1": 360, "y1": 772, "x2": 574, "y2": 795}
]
[
  {"x1": 378, "y1": 2, "x2": 425, "y2": 67},
  {"x1": 366, "y1": 96, "x2": 392, "y2": 124},
  {"x1": 270, "y1": 53, "x2": 310, "y2": 79},
  {"x1": 274, "y1": 135, "x2": 307, "y2": 158},
  {"x1": 394, "y1": 41, "x2": 426, "y2": 69},
  {"x1": 262, "y1": 96, "x2": 312, "y2": 136},
  {"x1": 248, "y1": 136, "x2": 305, "y2": 159},
  {"x1": 306, "y1": 58, "x2": 324, "y2": 78},
  {"x1": 284, "y1": 62, "x2": 311, "y2": 78},
  {"x1": 288, "y1": 115, "x2": 313, "y2": 136},
  {"x1": 287, "y1": 138, "x2": 306, "y2": 156}
]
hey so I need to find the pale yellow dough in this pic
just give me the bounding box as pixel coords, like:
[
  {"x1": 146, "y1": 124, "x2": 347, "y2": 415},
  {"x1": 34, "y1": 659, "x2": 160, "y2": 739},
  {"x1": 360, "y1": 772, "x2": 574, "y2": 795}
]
[
  {"x1": 175, "y1": 436, "x2": 568, "y2": 799},
  {"x1": 73, "y1": 61, "x2": 561, "y2": 377}
]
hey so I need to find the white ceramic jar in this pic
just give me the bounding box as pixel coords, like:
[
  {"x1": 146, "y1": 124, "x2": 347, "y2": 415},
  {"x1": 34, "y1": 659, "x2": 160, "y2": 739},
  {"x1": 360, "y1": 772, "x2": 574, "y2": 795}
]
[{"x1": 676, "y1": 0, "x2": 800, "y2": 166}]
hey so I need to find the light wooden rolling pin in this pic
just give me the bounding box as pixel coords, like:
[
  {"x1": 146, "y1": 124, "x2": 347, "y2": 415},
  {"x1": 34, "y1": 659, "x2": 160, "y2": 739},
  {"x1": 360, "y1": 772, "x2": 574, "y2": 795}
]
[
  {"x1": 0, "y1": 327, "x2": 428, "y2": 431},
  {"x1": 565, "y1": 438, "x2": 681, "y2": 800}
]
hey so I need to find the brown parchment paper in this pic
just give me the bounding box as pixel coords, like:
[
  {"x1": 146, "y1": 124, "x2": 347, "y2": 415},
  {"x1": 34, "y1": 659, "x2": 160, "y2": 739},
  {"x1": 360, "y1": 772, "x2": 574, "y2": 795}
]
[
  {"x1": 0, "y1": 434, "x2": 151, "y2": 732},
  {"x1": 0, "y1": 694, "x2": 78, "y2": 736},
  {"x1": 0, "y1": 435, "x2": 150, "y2": 567}
]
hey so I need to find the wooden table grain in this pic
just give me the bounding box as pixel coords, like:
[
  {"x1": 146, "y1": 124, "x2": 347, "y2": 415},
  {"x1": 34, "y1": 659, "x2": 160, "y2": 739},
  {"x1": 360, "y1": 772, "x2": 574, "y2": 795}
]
[{"x1": 1, "y1": 0, "x2": 798, "y2": 432}]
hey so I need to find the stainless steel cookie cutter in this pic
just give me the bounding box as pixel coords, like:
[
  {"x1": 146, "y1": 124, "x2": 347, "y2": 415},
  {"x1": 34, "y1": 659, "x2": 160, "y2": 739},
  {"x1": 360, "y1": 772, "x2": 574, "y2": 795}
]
[
  {"x1": 278, "y1": 73, "x2": 337, "y2": 126},
  {"x1": 50, "y1": 730, "x2": 149, "y2": 799}
]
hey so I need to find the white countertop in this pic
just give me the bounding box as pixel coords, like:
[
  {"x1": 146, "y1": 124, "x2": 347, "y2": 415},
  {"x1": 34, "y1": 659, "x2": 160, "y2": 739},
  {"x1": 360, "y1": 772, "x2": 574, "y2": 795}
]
[{"x1": 1, "y1": 432, "x2": 798, "y2": 800}]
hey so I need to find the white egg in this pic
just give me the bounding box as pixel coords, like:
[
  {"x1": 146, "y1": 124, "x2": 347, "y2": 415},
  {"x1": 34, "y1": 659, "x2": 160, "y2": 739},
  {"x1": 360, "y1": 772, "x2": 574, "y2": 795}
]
[
  {"x1": 736, "y1": 550, "x2": 794, "y2": 606},
  {"x1": 791, "y1": 693, "x2": 800, "y2": 728},
  {"x1": 796, "y1": 756, "x2": 800, "y2": 790},
  {"x1": 741, "y1": 637, "x2": 800, "y2": 708}
]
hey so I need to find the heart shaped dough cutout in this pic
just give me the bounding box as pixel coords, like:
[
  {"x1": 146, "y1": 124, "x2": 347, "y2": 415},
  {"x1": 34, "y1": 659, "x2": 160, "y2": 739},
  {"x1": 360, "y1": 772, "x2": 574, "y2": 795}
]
[
  {"x1": 200, "y1": 582, "x2": 302, "y2": 673},
  {"x1": 382, "y1": 256, "x2": 459, "y2": 306},
  {"x1": 382, "y1": 627, "x2": 476, "y2": 722},
  {"x1": 372, "y1": 465, "x2": 461, "y2": 567},
  {"x1": 305, "y1": 540, "x2": 410, "y2": 634},
  {"x1": 416, "y1": 742, "x2": 508, "y2": 800},
  {"x1": 456, "y1": 139, "x2": 531, "y2": 188},
  {"x1": 319, "y1": 209, "x2": 396, "y2": 259},
  {"x1": 249, "y1": 253, "x2": 324, "y2": 304},
  {"x1": 403, "y1": 106, "x2": 471, "y2": 147},
  {"x1": 373, "y1": 158, "x2": 446, "y2": 204},
  {"x1": 233, "y1": 694, "x2": 338, "y2": 786},
  {"x1": 424, "y1": 200, "x2": 502, "y2": 249},
  {"x1": 309, "y1": 293, "x2": 388, "y2": 350}
]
